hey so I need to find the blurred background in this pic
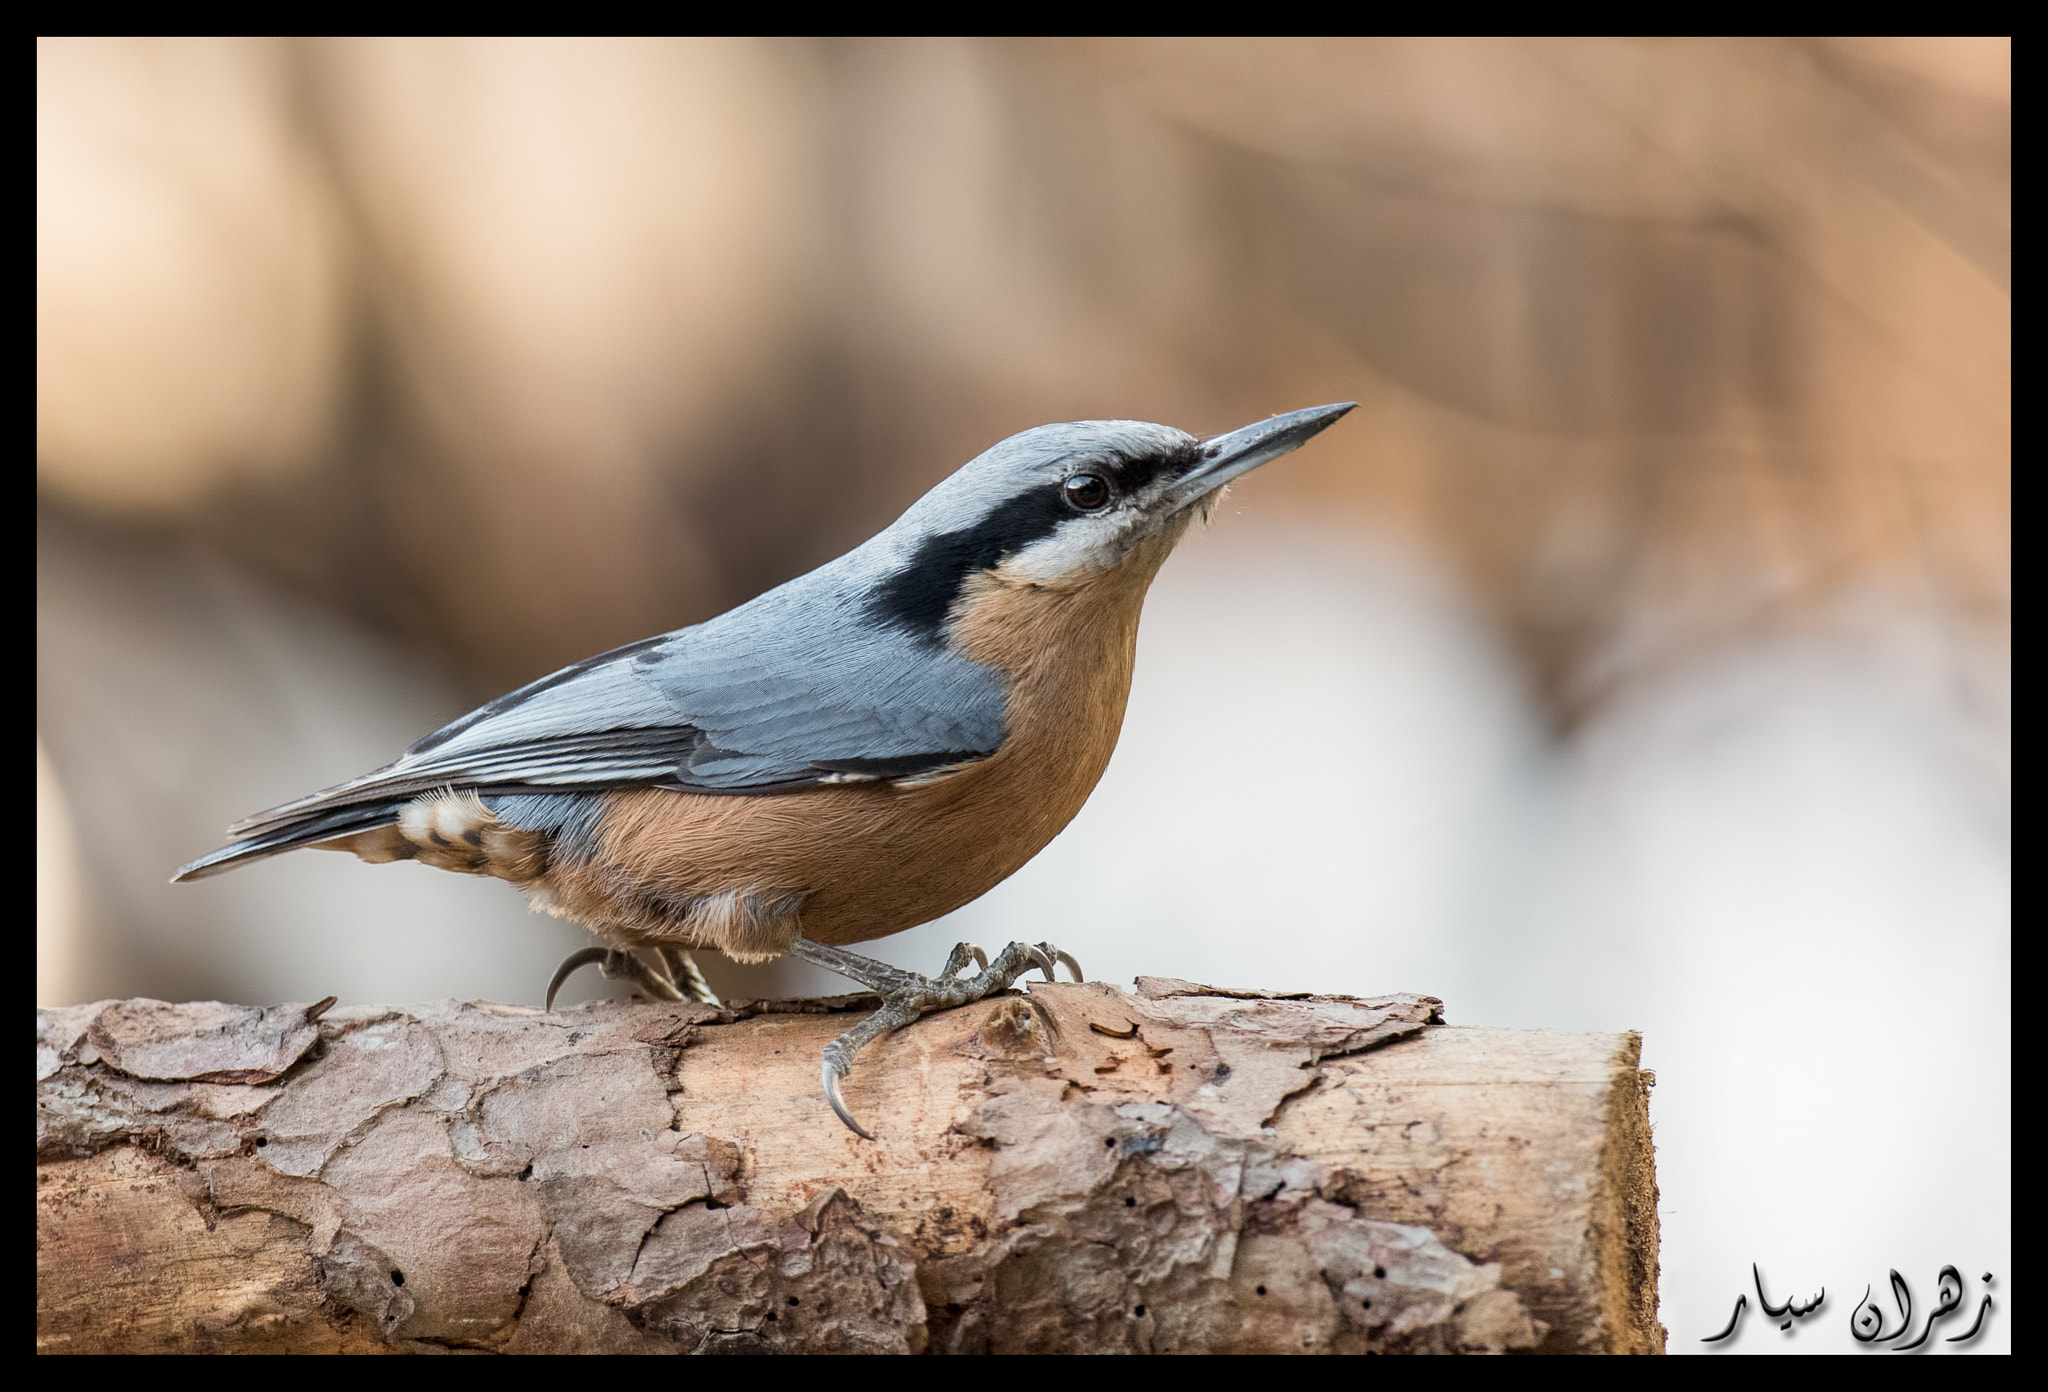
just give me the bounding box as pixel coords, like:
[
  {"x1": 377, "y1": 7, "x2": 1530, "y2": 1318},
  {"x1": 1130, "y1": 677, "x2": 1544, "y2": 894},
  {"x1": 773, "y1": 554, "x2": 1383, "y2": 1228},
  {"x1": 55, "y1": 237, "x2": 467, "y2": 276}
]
[{"x1": 38, "y1": 38, "x2": 2007, "y2": 1351}]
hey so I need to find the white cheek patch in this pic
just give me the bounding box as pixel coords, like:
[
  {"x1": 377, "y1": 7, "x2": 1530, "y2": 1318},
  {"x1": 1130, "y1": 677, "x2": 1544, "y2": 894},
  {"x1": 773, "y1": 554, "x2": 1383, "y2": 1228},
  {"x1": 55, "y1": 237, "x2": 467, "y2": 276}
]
[{"x1": 1000, "y1": 507, "x2": 1146, "y2": 584}]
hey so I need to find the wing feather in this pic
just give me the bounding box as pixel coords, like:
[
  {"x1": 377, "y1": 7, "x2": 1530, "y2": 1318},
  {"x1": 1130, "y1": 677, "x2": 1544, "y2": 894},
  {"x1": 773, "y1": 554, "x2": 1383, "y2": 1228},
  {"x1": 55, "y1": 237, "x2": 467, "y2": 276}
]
[{"x1": 224, "y1": 551, "x2": 1008, "y2": 840}]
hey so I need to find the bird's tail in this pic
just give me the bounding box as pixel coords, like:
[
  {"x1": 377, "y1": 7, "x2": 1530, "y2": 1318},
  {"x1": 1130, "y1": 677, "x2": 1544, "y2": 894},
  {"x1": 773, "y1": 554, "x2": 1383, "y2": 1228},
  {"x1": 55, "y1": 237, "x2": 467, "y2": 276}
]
[{"x1": 172, "y1": 801, "x2": 408, "y2": 882}]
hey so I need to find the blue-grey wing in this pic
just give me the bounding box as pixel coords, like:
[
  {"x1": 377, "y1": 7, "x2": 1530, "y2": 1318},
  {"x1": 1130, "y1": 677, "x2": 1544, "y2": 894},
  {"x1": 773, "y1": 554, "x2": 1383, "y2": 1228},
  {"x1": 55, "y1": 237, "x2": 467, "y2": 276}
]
[{"x1": 226, "y1": 566, "x2": 1007, "y2": 838}]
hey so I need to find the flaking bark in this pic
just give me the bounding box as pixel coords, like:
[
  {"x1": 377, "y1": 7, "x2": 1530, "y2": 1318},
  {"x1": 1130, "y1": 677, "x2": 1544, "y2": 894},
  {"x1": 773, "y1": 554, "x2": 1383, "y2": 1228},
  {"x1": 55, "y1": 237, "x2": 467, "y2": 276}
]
[{"x1": 36, "y1": 981, "x2": 1663, "y2": 1353}]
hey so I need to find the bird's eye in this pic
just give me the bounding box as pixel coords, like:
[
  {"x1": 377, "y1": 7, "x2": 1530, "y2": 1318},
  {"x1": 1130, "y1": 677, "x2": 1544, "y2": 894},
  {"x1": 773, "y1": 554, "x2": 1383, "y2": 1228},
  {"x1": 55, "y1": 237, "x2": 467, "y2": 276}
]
[{"x1": 1062, "y1": 473, "x2": 1111, "y2": 511}]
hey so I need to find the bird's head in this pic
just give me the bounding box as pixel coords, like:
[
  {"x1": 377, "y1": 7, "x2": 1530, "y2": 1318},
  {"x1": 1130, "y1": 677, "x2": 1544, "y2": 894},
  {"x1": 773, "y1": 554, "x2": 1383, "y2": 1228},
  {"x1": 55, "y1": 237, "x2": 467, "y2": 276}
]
[{"x1": 866, "y1": 403, "x2": 1355, "y2": 640}]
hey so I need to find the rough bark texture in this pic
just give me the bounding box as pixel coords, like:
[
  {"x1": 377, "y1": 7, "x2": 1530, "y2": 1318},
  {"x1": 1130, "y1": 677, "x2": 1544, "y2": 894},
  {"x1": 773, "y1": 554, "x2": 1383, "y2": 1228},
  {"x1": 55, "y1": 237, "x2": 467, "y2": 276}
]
[{"x1": 36, "y1": 981, "x2": 1664, "y2": 1354}]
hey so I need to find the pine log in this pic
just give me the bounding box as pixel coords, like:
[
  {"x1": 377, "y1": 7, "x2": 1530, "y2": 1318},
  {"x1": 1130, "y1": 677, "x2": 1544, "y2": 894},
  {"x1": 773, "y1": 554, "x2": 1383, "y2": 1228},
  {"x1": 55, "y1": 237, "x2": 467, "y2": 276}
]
[{"x1": 36, "y1": 980, "x2": 1663, "y2": 1353}]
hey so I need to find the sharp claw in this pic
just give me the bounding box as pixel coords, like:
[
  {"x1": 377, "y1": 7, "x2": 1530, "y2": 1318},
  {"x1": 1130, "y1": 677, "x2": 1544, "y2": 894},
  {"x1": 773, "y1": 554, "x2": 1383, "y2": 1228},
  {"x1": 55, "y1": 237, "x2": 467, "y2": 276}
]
[
  {"x1": 628, "y1": 950, "x2": 688, "y2": 1002},
  {"x1": 799, "y1": 936, "x2": 1082, "y2": 1142},
  {"x1": 655, "y1": 945, "x2": 721, "y2": 1006},
  {"x1": 822, "y1": 1060, "x2": 874, "y2": 1141},
  {"x1": 545, "y1": 947, "x2": 610, "y2": 1010},
  {"x1": 1052, "y1": 948, "x2": 1085, "y2": 983},
  {"x1": 679, "y1": 953, "x2": 720, "y2": 1007},
  {"x1": 651, "y1": 944, "x2": 681, "y2": 984}
]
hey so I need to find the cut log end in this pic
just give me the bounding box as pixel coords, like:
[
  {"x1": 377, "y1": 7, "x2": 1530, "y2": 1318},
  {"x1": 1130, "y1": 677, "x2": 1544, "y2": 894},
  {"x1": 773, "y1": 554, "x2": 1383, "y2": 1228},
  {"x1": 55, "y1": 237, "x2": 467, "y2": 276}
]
[{"x1": 36, "y1": 984, "x2": 1663, "y2": 1353}]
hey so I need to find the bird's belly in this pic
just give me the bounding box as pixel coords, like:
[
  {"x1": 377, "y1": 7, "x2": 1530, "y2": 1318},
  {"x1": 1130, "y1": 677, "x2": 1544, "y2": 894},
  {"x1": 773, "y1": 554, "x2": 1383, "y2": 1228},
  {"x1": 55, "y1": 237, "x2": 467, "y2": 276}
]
[{"x1": 549, "y1": 738, "x2": 1111, "y2": 953}]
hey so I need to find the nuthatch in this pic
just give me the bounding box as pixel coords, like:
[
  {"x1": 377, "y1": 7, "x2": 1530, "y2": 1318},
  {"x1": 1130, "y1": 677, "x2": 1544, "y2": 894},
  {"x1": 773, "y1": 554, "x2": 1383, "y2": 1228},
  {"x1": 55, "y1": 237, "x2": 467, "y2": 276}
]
[{"x1": 179, "y1": 403, "x2": 1355, "y2": 1135}]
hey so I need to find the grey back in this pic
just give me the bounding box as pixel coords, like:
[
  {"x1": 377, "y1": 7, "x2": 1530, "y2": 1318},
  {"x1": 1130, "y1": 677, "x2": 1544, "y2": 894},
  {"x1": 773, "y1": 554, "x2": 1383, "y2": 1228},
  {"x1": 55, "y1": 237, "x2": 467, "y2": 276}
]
[{"x1": 229, "y1": 419, "x2": 1195, "y2": 836}]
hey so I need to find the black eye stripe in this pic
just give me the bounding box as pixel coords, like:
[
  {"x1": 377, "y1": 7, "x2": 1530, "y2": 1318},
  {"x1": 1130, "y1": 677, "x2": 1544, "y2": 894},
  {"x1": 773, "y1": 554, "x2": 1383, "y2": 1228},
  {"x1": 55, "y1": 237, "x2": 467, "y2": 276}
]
[
  {"x1": 865, "y1": 440, "x2": 1204, "y2": 642},
  {"x1": 1101, "y1": 441, "x2": 1204, "y2": 494}
]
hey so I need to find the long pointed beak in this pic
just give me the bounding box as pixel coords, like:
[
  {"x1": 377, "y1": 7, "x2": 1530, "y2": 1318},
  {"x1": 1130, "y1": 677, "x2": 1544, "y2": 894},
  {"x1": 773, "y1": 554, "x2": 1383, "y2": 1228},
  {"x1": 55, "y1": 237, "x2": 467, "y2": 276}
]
[{"x1": 1168, "y1": 402, "x2": 1356, "y2": 509}]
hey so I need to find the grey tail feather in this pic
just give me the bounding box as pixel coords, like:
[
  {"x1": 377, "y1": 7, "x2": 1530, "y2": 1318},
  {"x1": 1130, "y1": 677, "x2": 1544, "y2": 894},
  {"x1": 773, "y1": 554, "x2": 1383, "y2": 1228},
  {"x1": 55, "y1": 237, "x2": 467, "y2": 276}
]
[{"x1": 173, "y1": 802, "x2": 407, "y2": 883}]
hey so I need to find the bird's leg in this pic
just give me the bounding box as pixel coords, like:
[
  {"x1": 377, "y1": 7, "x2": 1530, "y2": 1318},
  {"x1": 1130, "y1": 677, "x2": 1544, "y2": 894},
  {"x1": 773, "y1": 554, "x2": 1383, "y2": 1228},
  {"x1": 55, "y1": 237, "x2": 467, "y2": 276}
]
[
  {"x1": 544, "y1": 943, "x2": 718, "y2": 1009},
  {"x1": 787, "y1": 936, "x2": 1085, "y2": 1139},
  {"x1": 653, "y1": 944, "x2": 721, "y2": 1006}
]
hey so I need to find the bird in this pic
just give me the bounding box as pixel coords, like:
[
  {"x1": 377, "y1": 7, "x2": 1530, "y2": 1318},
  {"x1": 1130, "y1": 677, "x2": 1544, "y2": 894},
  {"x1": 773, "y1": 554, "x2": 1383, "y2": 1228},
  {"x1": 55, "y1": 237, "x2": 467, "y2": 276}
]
[{"x1": 177, "y1": 402, "x2": 1355, "y2": 1136}]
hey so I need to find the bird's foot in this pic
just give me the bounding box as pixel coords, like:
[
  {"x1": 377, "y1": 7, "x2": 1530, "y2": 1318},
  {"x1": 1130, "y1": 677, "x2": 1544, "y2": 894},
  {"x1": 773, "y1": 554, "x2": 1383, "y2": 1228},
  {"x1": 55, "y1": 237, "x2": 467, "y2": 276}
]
[
  {"x1": 788, "y1": 936, "x2": 1084, "y2": 1139},
  {"x1": 545, "y1": 943, "x2": 721, "y2": 1010}
]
